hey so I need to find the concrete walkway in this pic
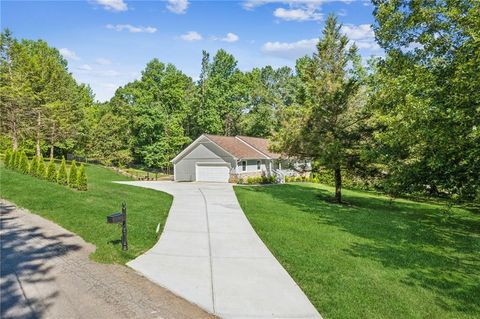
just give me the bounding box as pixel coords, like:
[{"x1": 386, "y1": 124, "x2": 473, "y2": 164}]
[{"x1": 118, "y1": 181, "x2": 321, "y2": 319}]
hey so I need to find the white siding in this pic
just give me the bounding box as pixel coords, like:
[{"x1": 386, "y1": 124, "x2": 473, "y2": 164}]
[{"x1": 174, "y1": 140, "x2": 236, "y2": 181}]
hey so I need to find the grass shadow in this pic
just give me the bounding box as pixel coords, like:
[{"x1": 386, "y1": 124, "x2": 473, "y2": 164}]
[{"x1": 240, "y1": 183, "x2": 480, "y2": 315}]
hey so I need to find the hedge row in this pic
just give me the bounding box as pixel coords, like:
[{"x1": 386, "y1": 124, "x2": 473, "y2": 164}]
[
  {"x1": 4, "y1": 149, "x2": 87, "y2": 191},
  {"x1": 238, "y1": 175, "x2": 277, "y2": 185}
]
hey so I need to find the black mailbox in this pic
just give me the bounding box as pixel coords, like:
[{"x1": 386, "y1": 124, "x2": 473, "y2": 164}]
[
  {"x1": 107, "y1": 212, "x2": 125, "y2": 223},
  {"x1": 107, "y1": 203, "x2": 128, "y2": 251}
]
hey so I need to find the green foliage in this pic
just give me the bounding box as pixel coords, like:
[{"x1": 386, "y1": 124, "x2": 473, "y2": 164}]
[
  {"x1": 370, "y1": 0, "x2": 480, "y2": 200},
  {"x1": 4, "y1": 149, "x2": 12, "y2": 168},
  {"x1": 29, "y1": 156, "x2": 38, "y2": 176},
  {"x1": 272, "y1": 14, "x2": 367, "y2": 203},
  {"x1": 238, "y1": 177, "x2": 245, "y2": 184},
  {"x1": 76, "y1": 164, "x2": 87, "y2": 191},
  {"x1": 13, "y1": 150, "x2": 20, "y2": 170},
  {"x1": 56, "y1": 157, "x2": 68, "y2": 186},
  {"x1": 247, "y1": 176, "x2": 254, "y2": 184},
  {"x1": 36, "y1": 154, "x2": 46, "y2": 178},
  {"x1": 46, "y1": 159, "x2": 57, "y2": 182},
  {"x1": 68, "y1": 160, "x2": 78, "y2": 188},
  {"x1": 19, "y1": 151, "x2": 29, "y2": 174}
]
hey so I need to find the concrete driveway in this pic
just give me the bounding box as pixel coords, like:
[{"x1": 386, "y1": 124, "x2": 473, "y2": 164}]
[
  {"x1": 0, "y1": 200, "x2": 215, "y2": 319},
  {"x1": 117, "y1": 181, "x2": 321, "y2": 319}
]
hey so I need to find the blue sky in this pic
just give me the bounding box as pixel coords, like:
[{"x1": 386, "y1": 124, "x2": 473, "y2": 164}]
[{"x1": 2, "y1": 0, "x2": 380, "y2": 102}]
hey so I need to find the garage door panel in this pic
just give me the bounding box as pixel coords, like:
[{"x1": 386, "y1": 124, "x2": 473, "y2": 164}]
[{"x1": 196, "y1": 164, "x2": 230, "y2": 182}]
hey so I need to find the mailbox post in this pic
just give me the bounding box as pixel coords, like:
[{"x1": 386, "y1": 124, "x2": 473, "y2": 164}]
[{"x1": 107, "y1": 202, "x2": 128, "y2": 251}]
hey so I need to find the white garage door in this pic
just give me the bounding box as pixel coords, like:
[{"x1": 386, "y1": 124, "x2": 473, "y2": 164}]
[{"x1": 196, "y1": 163, "x2": 230, "y2": 182}]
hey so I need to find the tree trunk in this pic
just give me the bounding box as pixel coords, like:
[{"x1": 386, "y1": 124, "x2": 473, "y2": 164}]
[
  {"x1": 36, "y1": 112, "x2": 41, "y2": 156},
  {"x1": 334, "y1": 166, "x2": 342, "y2": 203},
  {"x1": 49, "y1": 122, "x2": 56, "y2": 159}
]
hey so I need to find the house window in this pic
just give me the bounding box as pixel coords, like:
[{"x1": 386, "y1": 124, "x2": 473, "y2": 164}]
[
  {"x1": 242, "y1": 161, "x2": 247, "y2": 172},
  {"x1": 257, "y1": 160, "x2": 261, "y2": 170}
]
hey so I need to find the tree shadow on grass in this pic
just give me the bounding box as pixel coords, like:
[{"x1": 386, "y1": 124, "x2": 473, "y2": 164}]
[
  {"x1": 0, "y1": 203, "x2": 81, "y2": 319},
  {"x1": 246, "y1": 184, "x2": 480, "y2": 315}
]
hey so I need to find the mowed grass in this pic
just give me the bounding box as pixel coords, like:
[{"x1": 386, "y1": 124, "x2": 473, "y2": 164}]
[
  {"x1": 0, "y1": 162, "x2": 172, "y2": 264},
  {"x1": 234, "y1": 183, "x2": 480, "y2": 319}
]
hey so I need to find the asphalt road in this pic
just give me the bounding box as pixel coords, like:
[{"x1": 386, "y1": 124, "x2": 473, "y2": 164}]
[{"x1": 0, "y1": 200, "x2": 215, "y2": 319}]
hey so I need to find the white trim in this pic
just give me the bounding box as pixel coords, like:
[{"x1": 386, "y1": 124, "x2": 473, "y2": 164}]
[
  {"x1": 202, "y1": 135, "x2": 238, "y2": 160},
  {"x1": 171, "y1": 134, "x2": 238, "y2": 163},
  {"x1": 171, "y1": 135, "x2": 206, "y2": 163}
]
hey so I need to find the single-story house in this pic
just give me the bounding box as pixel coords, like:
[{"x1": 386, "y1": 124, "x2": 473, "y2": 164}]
[{"x1": 171, "y1": 134, "x2": 310, "y2": 182}]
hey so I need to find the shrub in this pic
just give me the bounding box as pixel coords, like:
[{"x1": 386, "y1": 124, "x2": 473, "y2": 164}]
[
  {"x1": 46, "y1": 159, "x2": 57, "y2": 182},
  {"x1": 238, "y1": 177, "x2": 244, "y2": 184},
  {"x1": 4, "y1": 149, "x2": 12, "y2": 168},
  {"x1": 269, "y1": 175, "x2": 276, "y2": 184},
  {"x1": 13, "y1": 150, "x2": 20, "y2": 170},
  {"x1": 261, "y1": 175, "x2": 269, "y2": 184},
  {"x1": 68, "y1": 160, "x2": 78, "y2": 188},
  {"x1": 77, "y1": 164, "x2": 87, "y2": 191},
  {"x1": 29, "y1": 156, "x2": 38, "y2": 176},
  {"x1": 37, "y1": 155, "x2": 46, "y2": 178},
  {"x1": 255, "y1": 176, "x2": 262, "y2": 184},
  {"x1": 19, "y1": 151, "x2": 29, "y2": 174},
  {"x1": 57, "y1": 157, "x2": 68, "y2": 186},
  {"x1": 247, "y1": 176, "x2": 254, "y2": 184}
]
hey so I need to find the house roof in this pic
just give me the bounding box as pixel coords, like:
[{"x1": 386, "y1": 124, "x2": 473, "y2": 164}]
[
  {"x1": 236, "y1": 135, "x2": 281, "y2": 159},
  {"x1": 204, "y1": 134, "x2": 268, "y2": 159},
  {"x1": 172, "y1": 134, "x2": 282, "y2": 163}
]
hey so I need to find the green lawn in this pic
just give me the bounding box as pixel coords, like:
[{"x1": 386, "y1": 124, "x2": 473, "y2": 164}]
[
  {"x1": 0, "y1": 162, "x2": 172, "y2": 264},
  {"x1": 234, "y1": 183, "x2": 480, "y2": 319}
]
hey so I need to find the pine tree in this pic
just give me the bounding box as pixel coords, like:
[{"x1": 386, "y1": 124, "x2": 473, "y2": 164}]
[
  {"x1": 57, "y1": 157, "x2": 68, "y2": 185},
  {"x1": 68, "y1": 160, "x2": 78, "y2": 188},
  {"x1": 29, "y1": 155, "x2": 38, "y2": 176},
  {"x1": 19, "y1": 151, "x2": 29, "y2": 174},
  {"x1": 37, "y1": 154, "x2": 46, "y2": 178},
  {"x1": 4, "y1": 149, "x2": 12, "y2": 168},
  {"x1": 46, "y1": 159, "x2": 57, "y2": 182},
  {"x1": 77, "y1": 164, "x2": 87, "y2": 191}
]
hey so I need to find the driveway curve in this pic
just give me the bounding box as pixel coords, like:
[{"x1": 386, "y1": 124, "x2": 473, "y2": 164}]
[{"x1": 117, "y1": 181, "x2": 321, "y2": 319}]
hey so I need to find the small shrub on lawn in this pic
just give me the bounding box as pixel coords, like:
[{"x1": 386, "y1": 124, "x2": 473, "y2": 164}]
[
  {"x1": 29, "y1": 156, "x2": 38, "y2": 176},
  {"x1": 247, "y1": 176, "x2": 254, "y2": 184},
  {"x1": 13, "y1": 150, "x2": 20, "y2": 170},
  {"x1": 19, "y1": 151, "x2": 29, "y2": 174},
  {"x1": 57, "y1": 157, "x2": 68, "y2": 186},
  {"x1": 4, "y1": 149, "x2": 12, "y2": 168},
  {"x1": 269, "y1": 175, "x2": 276, "y2": 184},
  {"x1": 261, "y1": 175, "x2": 268, "y2": 184},
  {"x1": 77, "y1": 164, "x2": 87, "y2": 191},
  {"x1": 254, "y1": 176, "x2": 262, "y2": 184},
  {"x1": 68, "y1": 160, "x2": 78, "y2": 188},
  {"x1": 37, "y1": 155, "x2": 46, "y2": 178},
  {"x1": 46, "y1": 159, "x2": 57, "y2": 182}
]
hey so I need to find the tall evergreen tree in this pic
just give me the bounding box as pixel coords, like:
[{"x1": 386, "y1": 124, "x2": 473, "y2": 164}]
[{"x1": 273, "y1": 14, "x2": 366, "y2": 203}]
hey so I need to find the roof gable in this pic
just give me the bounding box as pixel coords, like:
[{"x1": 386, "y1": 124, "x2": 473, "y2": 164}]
[{"x1": 236, "y1": 136, "x2": 281, "y2": 159}]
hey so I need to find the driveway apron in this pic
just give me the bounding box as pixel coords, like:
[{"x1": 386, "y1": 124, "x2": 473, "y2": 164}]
[{"x1": 118, "y1": 181, "x2": 321, "y2": 319}]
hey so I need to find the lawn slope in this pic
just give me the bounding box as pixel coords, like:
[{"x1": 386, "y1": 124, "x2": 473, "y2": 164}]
[
  {"x1": 0, "y1": 163, "x2": 172, "y2": 264},
  {"x1": 234, "y1": 183, "x2": 480, "y2": 319}
]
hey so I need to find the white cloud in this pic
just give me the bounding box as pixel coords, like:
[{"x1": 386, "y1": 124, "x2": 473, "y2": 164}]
[
  {"x1": 166, "y1": 0, "x2": 189, "y2": 14},
  {"x1": 77, "y1": 64, "x2": 92, "y2": 71},
  {"x1": 59, "y1": 48, "x2": 80, "y2": 60},
  {"x1": 273, "y1": 7, "x2": 322, "y2": 21},
  {"x1": 94, "y1": 0, "x2": 128, "y2": 12},
  {"x1": 106, "y1": 24, "x2": 157, "y2": 33},
  {"x1": 213, "y1": 32, "x2": 240, "y2": 43},
  {"x1": 262, "y1": 38, "x2": 317, "y2": 59},
  {"x1": 95, "y1": 58, "x2": 112, "y2": 65},
  {"x1": 180, "y1": 31, "x2": 203, "y2": 41},
  {"x1": 340, "y1": 24, "x2": 381, "y2": 51}
]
